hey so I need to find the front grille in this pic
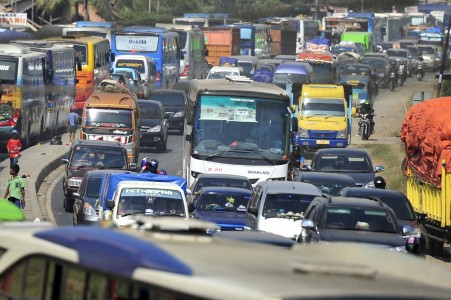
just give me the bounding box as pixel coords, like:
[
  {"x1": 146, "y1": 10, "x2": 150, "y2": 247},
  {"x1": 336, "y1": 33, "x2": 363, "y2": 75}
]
[{"x1": 310, "y1": 130, "x2": 336, "y2": 139}]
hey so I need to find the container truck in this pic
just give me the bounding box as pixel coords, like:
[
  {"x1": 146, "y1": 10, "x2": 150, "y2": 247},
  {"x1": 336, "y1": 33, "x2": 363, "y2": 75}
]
[{"x1": 202, "y1": 27, "x2": 241, "y2": 66}]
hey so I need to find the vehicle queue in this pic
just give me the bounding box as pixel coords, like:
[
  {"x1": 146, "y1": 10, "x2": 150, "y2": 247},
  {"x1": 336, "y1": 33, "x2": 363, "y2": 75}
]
[{"x1": 0, "y1": 9, "x2": 451, "y2": 297}]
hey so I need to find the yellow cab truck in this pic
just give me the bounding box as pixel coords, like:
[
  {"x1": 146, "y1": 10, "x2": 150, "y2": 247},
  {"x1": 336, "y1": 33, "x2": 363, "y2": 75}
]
[
  {"x1": 292, "y1": 84, "x2": 354, "y2": 150},
  {"x1": 80, "y1": 80, "x2": 141, "y2": 165},
  {"x1": 401, "y1": 97, "x2": 451, "y2": 256}
]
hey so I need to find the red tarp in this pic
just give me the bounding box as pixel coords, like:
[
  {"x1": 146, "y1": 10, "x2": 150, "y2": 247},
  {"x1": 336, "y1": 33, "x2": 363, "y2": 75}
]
[{"x1": 401, "y1": 97, "x2": 451, "y2": 187}]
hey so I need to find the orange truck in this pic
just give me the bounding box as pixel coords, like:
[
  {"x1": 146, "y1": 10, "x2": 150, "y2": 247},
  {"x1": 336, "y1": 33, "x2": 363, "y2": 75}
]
[
  {"x1": 202, "y1": 27, "x2": 241, "y2": 66},
  {"x1": 296, "y1": 52, "x2": 336, "y2": 84}
]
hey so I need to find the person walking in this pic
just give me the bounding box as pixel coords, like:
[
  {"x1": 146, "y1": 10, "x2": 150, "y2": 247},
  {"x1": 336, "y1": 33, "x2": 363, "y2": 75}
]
[
  {"x1": 6, "y1": 130, "x2": 21, "y2": 167},
  {"x1": 67, "y1": 106, "x2": 80, "y2": 143},
  {"x1": 3, "y1": 164, "x2": 25, "y2": 209}
]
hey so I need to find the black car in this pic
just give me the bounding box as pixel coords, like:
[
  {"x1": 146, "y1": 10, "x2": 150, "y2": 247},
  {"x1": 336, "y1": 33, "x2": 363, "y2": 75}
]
[
  {"x1": 149, "y1": 89, "x2": 187, "y2": 134},
  {"x1": 297, "y1": 195, "x2": 409, "y2": 252},
  {"x1": 361, "y1": 57, "x2": 389, "y2": 88},
  {"x1": 338, "y1": 63, "x2": 374, "y2": 82},
  {"x1": 308, "y1": 148, "x2": 384, "y2": 187},
  {"x1": 62, "y1": 140, "x2": 131, "y2": 213},
  {"x1": 187, "y1": 174, "x2": 253, "y2": 202},
  {"x1": 138, "y1": 100, "x2": 169, "y2": 152},
  {"x1": 292, "y1": 172, "x2": 357, "y2": 196},
  {"x1": 338, "y1": 187, "x2": 424, "y2": 254},
  {"x1": 73, "y1": 169, "x2": 130, "y2": 225}
]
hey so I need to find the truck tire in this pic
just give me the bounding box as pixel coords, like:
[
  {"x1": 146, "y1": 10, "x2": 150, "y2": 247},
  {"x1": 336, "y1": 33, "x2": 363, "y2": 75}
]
[{"x1": 422, "y1": 224, "x2": 444, "y2": 256}]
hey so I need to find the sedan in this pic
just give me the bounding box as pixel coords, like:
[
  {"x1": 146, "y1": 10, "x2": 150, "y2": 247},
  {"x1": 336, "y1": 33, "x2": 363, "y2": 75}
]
[
  {"x1": 149, "y1": 89, "x2": 187, "y2": 134},
  {"x1": 292, "y1": 172, "x2": 356, "y2": 196},
  {"x1": 308, "y1": 148, "x2": 384, "y2": 187},
  {"x1": 189, "y1": 187, "x2": 252, "y2": 231},
  {"x1": 137, "y1": 100, "x2": 169, "y2": 152}
]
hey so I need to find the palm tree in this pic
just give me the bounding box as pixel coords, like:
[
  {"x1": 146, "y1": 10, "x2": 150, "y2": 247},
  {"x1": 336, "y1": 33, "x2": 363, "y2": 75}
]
[{"x1": 36, "y1": 0, "x2": 78, "y2": 24}]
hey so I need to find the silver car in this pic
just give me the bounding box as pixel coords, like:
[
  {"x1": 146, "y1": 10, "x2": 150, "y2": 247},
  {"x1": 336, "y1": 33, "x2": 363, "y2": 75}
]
[{"x1": 417, "y1": 45, "x2": 439, "y2": 71}]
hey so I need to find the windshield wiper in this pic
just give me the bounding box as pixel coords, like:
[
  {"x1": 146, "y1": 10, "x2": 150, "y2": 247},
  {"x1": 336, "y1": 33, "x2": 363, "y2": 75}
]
[
  {"x1": 305, "y1": 113, "x2": 324, "y2": 118},
  {"x1": 74, "y1": 165, "x2": 93, "y2": 170},
  {"x1": 324, "y1": 114, "x2": 344, "y2": 119},
  {"x1": 239, "y1": 149, "x2": 275, "y2": 165}
]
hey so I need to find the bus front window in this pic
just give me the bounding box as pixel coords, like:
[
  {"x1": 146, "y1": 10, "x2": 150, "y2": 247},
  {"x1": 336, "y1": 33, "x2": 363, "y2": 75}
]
[
  {"x1": 193, "y1": 95, "x2": 288, "y2": 159},
  {"x1": 0, "y1": 59, "x2": 18, "y2": 84}
]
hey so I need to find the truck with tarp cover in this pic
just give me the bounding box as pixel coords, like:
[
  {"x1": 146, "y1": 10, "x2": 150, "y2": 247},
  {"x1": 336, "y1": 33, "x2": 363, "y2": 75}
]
[
  {"x1": 296, "y1": 51, "x2": 336, "y2": 84},
  {"x1": 401, "y1": 97, "x2": 451, "y2": 256}
]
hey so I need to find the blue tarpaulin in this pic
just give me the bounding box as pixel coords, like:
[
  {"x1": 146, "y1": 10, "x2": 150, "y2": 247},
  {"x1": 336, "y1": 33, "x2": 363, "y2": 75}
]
[
  {"x1": 0, "y1": 30, "x2": 35, "y2": 42},
  {"x1": 252, "y1": 69, "x2": 273, "y2": 83},
  {"x1": 425, "y1": 27, "x2": 443, "y2": 33}
]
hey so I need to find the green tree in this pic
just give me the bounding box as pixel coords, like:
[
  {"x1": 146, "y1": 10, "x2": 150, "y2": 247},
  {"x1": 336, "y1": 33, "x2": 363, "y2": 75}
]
[{"x1": 36, "y1": 0, "x2": 77, "y2": 23}]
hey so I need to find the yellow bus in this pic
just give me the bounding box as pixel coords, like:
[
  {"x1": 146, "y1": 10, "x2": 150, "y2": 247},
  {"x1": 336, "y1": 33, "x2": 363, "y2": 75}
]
[{"x1": 47, "y1": 36, "x2": 111, "y2": 112}]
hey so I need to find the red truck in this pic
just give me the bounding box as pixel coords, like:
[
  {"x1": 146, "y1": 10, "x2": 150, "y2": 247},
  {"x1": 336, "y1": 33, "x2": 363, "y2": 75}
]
[{"x1": 202, "y1": 27, "x2": 241, "y2": 66}]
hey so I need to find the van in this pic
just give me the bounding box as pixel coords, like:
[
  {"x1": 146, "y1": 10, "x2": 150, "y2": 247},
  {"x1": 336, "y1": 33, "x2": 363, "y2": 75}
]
[
  {"x1": 206, "y1": 66, "x2": 244, "y2": 79},
  {"x1": 273, "y1": 61, "x2": 314, "y2": 98},
  {"x1": 80, "y1": 81, "x2": 141, "y2": 165},
  {"x1": 113, "y1": 55, "x2": 156, "y2": 95}
]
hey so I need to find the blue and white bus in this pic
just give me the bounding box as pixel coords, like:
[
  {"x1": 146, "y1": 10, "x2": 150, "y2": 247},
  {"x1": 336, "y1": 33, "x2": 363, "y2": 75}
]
[
  {"x1": 12, "y1": 41, "x2": 77, "y2": 139},
  {"x1": 112, "y1": 26, "x2": 181, "y2": 89},
  {"x1": 0, "y1": 44, "x2": 47, "y2": 147}
]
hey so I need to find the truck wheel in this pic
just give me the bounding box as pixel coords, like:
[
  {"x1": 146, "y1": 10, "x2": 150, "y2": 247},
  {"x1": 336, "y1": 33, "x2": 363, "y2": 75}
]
[{"x1": 422, "y1": 224, "x2": 444, "y2": 256}]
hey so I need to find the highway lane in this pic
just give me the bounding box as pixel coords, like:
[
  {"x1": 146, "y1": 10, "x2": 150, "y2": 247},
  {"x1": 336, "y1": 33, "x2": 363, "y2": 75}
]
[{"x1": 52, "y1": 133, "x2": 184, "y2": 226}]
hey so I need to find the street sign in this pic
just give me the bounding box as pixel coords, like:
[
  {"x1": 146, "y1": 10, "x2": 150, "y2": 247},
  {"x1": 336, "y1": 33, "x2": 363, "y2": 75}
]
[{"x1": 0, "y1": 13, "x2": 27, "y2": 27}]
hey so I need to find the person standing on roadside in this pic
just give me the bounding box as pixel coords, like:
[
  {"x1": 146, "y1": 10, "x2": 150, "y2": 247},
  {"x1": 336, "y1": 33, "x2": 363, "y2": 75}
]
[
  {"x1": 6, "y1": 130, "x2": 21, "y2": 167},
  {"x1": 4, "y1": 164, "x2": 25, "y2": 209},
  {"x1": 67, "y1": 106, "x2": 80, "y2": 143}
]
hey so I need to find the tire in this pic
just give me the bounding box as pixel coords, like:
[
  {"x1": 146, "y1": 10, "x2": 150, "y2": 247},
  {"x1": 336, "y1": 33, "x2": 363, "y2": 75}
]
[
  {"x1": 64, "y1": 196, "x2": 73, "y2": 213},
  {"x1": 422, "y1": 224, "x2": 444, "y2": 257},
  {"x1": 156, "y1": 141, "x2": 166, "y2": 153},
  {"x1": 390, "y1": 81, "x2": 395, "y2": 91}
]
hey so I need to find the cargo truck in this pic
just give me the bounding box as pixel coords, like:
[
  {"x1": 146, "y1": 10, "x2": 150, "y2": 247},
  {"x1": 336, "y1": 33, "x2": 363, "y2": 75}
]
[
  {"x1": 292, "y1": 84, "x2": 354, "y2": 150},
  {"x1": 202, "y1": 27, "x2": 241, "y2": 66},
  {"x1": 401, "y1": 96, "x2": 451, "y2": 256}
]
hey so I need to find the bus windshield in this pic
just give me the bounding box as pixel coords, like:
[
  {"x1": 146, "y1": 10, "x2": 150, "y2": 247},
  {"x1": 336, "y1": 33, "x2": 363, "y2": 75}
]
[
  {"x1": 192, "y1": 95, "x2": 287, "y2": 159},
  {"x1": 115, "y1": 34, "x2": 159, "y2": 52},
  {"x1": 301, "y1": 98, "x2": 345, "y2": 117},
  {"x1": 84, "y1": 108, "x2": 133, "y2": 128},
  {"x1": 0, "y1": 59, "x2": 18, "y2": 84}
]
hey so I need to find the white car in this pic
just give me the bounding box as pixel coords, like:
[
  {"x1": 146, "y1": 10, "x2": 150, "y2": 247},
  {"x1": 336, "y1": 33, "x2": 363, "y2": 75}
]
[{"x1": 206, "y1": 66, "x2": 245, "y2": 79}]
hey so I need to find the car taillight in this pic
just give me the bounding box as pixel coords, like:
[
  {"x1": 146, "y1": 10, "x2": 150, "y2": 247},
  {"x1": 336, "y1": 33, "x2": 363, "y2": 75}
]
[
  {"x1": 10, "y1": 110, "x2": 19, "y2": 127},
  {"x1": 180, "y1": 66, "x2": 190, "y2": 77},
  {"x1": 156, "y1": 72, "x2": 161, "y2": 82}
]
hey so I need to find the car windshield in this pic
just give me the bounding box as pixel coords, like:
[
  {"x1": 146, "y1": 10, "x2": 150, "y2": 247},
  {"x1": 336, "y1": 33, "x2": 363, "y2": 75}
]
[
  {"x1": 342, "y1": 65, "x2": 371, "y2": 76},
  {"x1": 419, "y1": 47, "x2": 435, "y2": 54},
  {"x1": 361, "y1": 59, "x2": 385, "y2": 69},
  {"x1": 208, "y1": 71, "x2": 239, "y2": 79},
  {"x1": 197, "y1": 192, "x2": 250, "y2": 212},
  {"x1": 306, "y1": 181, "x2": 355, "y2": 196},
  {"x1": 386, "y1": 50, "x2": 408, "y2": 58},
  {"x1": 192, "y1": 178, "x2": 253, "y2": 193},
  {"x1": 314, "y1": 154, "x2": 373, "y2": 172},
  {"x1": 117, "y1": 188, "x2": 185, "y2": 217},
  {"x1": 263, "y1": 193, "x2": 317, "y2": 218},
  {"x1": 139, "y1": 103, "x2": 160, "y2": 119},
  {"x1": 149, "y1": 92, "x2": 185, "y2": 106},
  {"x1": 323, "y1": 206, "x2": 398, "y2": 233},
  {"x1": 71, "y1": 147, "x2": 127, "y2": 169}
]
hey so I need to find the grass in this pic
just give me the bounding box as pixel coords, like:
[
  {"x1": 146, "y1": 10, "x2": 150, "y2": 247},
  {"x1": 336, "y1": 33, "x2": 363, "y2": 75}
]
[{"x1": 362, "y1": 142, "x2": 407, "y2": 193}]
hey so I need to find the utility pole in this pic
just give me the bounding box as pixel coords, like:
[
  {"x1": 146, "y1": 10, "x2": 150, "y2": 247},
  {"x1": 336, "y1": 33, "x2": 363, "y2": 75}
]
[
  {"x1": 149, "y1": 0, "x2": 151, "y2": 13},
  {"x1": 437, "y1": 13, "x2": 451, "y2": 97},
  {"x1": 314, "y1": 0, "x2": 319, "y2": 21}
]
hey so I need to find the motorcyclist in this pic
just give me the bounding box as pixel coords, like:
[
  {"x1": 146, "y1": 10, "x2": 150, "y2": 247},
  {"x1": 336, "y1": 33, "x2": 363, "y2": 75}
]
[
  {"x1": 140, "y1": 157, "x2": 167, "y2": 175},
  {"x1": 288, "y1": 144, "x2": 305, "y2": 180},
  {"x1": 388, "y1": 60, "x2": 398, "y2": 85},
  {"x1": 374, "y1": 176, "x2": 386, "y2": 189},
  {"x1": 359, "y1": 102, "x2": 375, "y2": 134},
  {"x1": 398, "y1": 59, "x2": 407, "y2": 84}
]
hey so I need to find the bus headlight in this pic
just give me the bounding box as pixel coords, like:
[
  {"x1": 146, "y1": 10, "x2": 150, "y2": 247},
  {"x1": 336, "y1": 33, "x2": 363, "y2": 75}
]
[
  {"x1": 83, "y1": 203, "x2": 97, "y2": 216},
  {"x1": 297, "y1": 128, "x2": 309, "y2": 138},
  {"x1": 337, "y1": 129, "x2": 347, "y2": 139},
  {"x1": 148, "y1": 125, "x2": 161, "y2": 132}
]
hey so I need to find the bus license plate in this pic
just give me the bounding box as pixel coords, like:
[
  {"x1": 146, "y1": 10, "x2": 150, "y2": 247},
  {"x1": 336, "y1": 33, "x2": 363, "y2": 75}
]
[{"x1": 316, "y1": 140, "x2": 329, "y2": 145}]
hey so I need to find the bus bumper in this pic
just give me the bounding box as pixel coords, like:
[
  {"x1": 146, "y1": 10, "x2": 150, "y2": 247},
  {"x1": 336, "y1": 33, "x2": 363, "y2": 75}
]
[{"x1": 295, "y1": 138, "x2": 348, "y2": 149}]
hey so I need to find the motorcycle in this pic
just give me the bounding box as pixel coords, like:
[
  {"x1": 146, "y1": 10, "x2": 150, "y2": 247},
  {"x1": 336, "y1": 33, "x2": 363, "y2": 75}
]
[
  {"x1": 398, "y1": 66, "x2": 406, "y2": 87},
  {"x1": 416, "y1": 62, "x2": 424, "y2": 81},
  {"x1": 389, "y1": 71, "x2": 397, "y2": 91},
  {"x1": 358, "y1": 113, "x2": 372, "y2": 140}
]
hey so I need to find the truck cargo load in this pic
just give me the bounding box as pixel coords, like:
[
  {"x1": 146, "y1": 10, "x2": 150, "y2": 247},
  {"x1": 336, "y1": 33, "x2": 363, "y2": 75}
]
[
  {"x1": 202, "y1": 28, "x2": 241, "y2": 66},
  {"x1": 401, "y1": 97, "x2": 451, "y2": 187}
]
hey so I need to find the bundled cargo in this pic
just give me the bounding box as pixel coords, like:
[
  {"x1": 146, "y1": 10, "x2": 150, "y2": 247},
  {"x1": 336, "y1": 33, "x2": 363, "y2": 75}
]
[
  {"x1": 401, "y1": 97, "x2": 451, "y2": 187},
  {"x1": 202, "y1": 27, "x2": 240, "y2": 66}
]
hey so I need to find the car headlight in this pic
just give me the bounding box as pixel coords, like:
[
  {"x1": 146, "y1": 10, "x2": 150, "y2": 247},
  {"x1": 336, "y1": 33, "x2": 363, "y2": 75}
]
[
  {"x1": 148, "y1": 125, "x2": 162, "y2": 132},
  {"x1": 83, "y1": 202, "x2": 97, "y2": 216},
  {"x1": 365, "y1": 180, "x2": 375, "y2": 188},
  {"x1": 124, "y1": 142, "x2": 135, "y2": 154},
  {"x1": 298, "y1": 128, "x2": 309, "y2": 138},
  {"x1": 68, "y1": 178, "x2": 82, "y2": 187},
  {"x1": 337, "y1": 129, "x2": 347, "y2": 139},
  {"x1": 389, "y1": 246, "x2": 407, "y2": 253},
  {"x1": 173, "y1": 111, "x2": 184, "y2": 118}
]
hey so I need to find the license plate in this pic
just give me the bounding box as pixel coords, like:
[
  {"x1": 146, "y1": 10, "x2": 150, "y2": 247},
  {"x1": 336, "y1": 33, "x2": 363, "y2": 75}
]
[{"x1": 316, "y1": 140, "x2": 330, "y2": 145}]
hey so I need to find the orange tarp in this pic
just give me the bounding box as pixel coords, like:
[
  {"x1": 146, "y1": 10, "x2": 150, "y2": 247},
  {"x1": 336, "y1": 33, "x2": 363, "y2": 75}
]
[
  {"x1": 401, "y1": 97, "x2": 451, "y2": 187},
  {"x1": 296, "y1": 51, "x2": 333, "y2": 63}
]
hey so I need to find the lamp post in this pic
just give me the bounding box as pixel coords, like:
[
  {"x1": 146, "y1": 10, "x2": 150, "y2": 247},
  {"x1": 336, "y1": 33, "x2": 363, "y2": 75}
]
[{"x1": 149, "y1": 0, "x2": 151, "y2": 13}]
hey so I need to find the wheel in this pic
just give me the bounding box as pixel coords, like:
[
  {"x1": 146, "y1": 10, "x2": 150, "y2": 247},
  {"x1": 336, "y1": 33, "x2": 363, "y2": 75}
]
[
  {"x1": 64, "y1": 196, "x2": 73, "y2": 213},
  {"x1": 156, "y1": 141, "x2": 166, "y2": 152},
  {"x1": 422, "y1": 224, "x2": 444, "y2": 257}
]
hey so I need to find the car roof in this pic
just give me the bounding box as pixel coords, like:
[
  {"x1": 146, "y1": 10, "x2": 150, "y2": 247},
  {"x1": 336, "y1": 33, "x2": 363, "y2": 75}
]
[
  {"x1": 275, "y1": 62, "x2": 312, "y2": 73},
  {"x1": 137, "y1": 99, "x2": 161, "y2": 107},
  {"x1": 315, "y1": 195, "x2": 388, "y2": 209},
  {"x1": 196, "y1": 174, "x2": 250, "y2": 180},
  {"x1": 150, "y1": 89, "x2": 185, "y2": 95},
  {"x1": 297, "y1": 172, "x2": 357, "y2": 184},
  {"x1": 340, "y1": 187, "x2": 406, "y2": 199},
  {"x1": 85, "y1": 170, "x2": 132, "y2": 177},
  {"x1": 315, "y1": 148, "x2": 368, "y2": 155},
  {"x1": 260, "y1": 181, "x2": 322, "y2": 195},
  {"x1": 198, "y1": 186, "x2": 252, "y2": 194},
  {"x1": 73, "y1": 140, "x2": 123, "y2": 148}
]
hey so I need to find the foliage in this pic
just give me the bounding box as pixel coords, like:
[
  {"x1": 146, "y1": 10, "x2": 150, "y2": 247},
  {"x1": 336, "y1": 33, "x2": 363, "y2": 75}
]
[
  {"x1": 35, "y1": 0, "x2": 77, "y2": 23},
  {"x1": 440, "y1": 80, "x2": 451, "y2": 97},
  {"x1": 323, "y1": 0, "x2": 418, "y2": 13}
]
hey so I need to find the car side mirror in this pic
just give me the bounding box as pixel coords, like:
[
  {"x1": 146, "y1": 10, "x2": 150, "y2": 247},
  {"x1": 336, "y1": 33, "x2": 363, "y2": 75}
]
[
  {"x1": 417, "y1": 213, "x2": 427, "y2": 222},
  {"x1": 73, "y1": 192, "x2": 81, "y2": 199},
  {"x1": 247, "y1": 207, "x2": 258, "y2": 216},
  {"x1": 188, "y1": 202, "x2": 195, "y2": 212},
  {"x1": 62, "y1": 158, "x2": 69, "y2": 164},
  {"x1": 301, "y1": 165, "x2": 311, "y2": 172},
  {"x1": 301, "y1": 219, "x2": 315, "y2": 229},
  {"x1": 186, "y1": 188, "x2": 192, "y2": 195},
  {"x1": 402, "y1": 225, "x2": 416, "y2": 236},
  {"x1": 375, "y1": 165, "x2": 384, "y2": 172},
  {"x1": 106, "y1": 200, "x2": 115, "y2": 209}
]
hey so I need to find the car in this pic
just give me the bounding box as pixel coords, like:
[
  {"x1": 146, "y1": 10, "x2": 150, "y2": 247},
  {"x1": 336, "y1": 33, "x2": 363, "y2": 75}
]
[
  {"x1": 272, "y1": 54, "x2": 297, "y2": 61},
  {"x1": 148, "y1": 89, "x2": 187, "y2": 134},
  {"x1": 110, "y1": 73, "x2": 134, "y2": 92},
  {"x1": 189, "y1": 186, "x2": 252, "y2": 231},
  {"x1": 187, "y1": 174, "x2": 253, "y2": 202},
  {"x1": 361, "y1": 57, "x2": 389, "y2": 88},
  {"x1": 363, "y1": 52, "x2": 388, "y2": 61},
  {"x1": 338, "y1": 187, "x2": 424, "y2": 254},
  {"x1": 244, "y1": 181, "x2": 322, "y2": 239},
  {"x1": 72, "y1": 169, "x2": 131, "y2": 225},
  {"x1": 385, "y1": 48, "x2": 415, "y2": 77},
  {"x1": 62, "y1": 140, "x2": 131, "y2": 213},
  {"x1": 417, "y1": 45, "x2": 440, "y2": 71},
  {"x1": 206, "y1": 66, "x2": 244, "y2": 79},
  {"x1": 297, "y1": 195, "x2": 410, "y2": 253},
  {"x1": 339, "y1": 75, "x2": 375, "y2": 109},
  {"x1": 112, "y1": 67, "x2": 146, "y2": 98},
  {"x1": 308, "y1": 148, "x2": 384, "y2": 187},
  {"x1": 137, "y1": 100, "x2": 169, "y2": 152},
  {"x1": 338, "y1": 63, "x2": 374, "y2": 82},
  {"x1": 292, "y1": 172, "x2": 357, "y2": 196},
  {"x1": 227, "y1": 55, "x2": 259, "y2": 78}
]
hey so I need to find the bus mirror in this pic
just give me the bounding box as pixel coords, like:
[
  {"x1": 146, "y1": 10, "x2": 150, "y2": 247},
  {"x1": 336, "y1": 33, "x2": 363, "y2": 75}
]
[
  {"x1": 96, "y1": 63, "x2": 101, "y2": 68},
  {"x1": 291, "y1": 117, "x2": 298, "y2": 132},
  {"x1": 290, "y1": 105, "x2": 297, "y2": 114},
  {"x1": 110, "y1": 52, "x2": 115, "y2": 62},
  {"x1": 180, "y1": 53, "x2": 185, "y2": 60},
  {"x1": 204, "y1": 49, "x2": 209, "y2": 56},
  {"x1": 76, "y1": 59, "x2": 82, "y2": 71},
  {"x1": 351, "y1": 107, "x2": 357, "y2": 117},
  {"x1": 185, "y1": 133, "x2": 191, "y2": 141}
]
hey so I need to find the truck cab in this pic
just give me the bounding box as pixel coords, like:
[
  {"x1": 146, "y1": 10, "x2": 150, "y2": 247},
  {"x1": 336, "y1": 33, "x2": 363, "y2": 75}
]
[{"x1": 293, "y1": 84, "x2": 354, "y2": 150}]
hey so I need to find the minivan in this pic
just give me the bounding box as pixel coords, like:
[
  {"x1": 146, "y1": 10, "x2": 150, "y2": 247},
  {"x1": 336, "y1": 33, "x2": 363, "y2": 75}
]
[
  {"x1": 244, "y1": 181, "x2": 322, "y2": 240},
  {"x1": 113, "y1": 55, "x2": 156, "y2": 95}
]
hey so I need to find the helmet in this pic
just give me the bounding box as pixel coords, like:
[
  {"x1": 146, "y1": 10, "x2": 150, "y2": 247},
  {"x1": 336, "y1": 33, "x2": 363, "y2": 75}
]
[
  {"x1": 374, "y1": 176, "x2": 386, "y2": 189},
  {"x1": 148, "y1": 158, "x2": 159, "y2": 174},
  {"x1": 391, "y1": 60, "x2": 397, "y2": 65},
  {"x1": 141, "y1": 157, "x2": 150, "y2": 169},
  {"x1": 11, "y1": 130, "x2": 18, "y2": 135}
]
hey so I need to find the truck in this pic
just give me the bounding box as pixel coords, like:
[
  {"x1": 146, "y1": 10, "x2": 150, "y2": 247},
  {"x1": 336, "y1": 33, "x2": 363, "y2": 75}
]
[
  {"x1": 340, "y1": 31, "x2": 373, "y2": 52},
  {"x1": 401, "y1": 96, "x2": 451, "y2": 256},
  {"x1": 98, "y1": 172, "x2": 189, "y2": 227},
  {"x1": 296, "y1": 52, "x2": 336, "y2": 84},
  {"x1": 202, "y1": 27, "x2": 241, "y2": 66},
  {"x1": 292, "y1": 84, "x2": 354, "y2": 150}
]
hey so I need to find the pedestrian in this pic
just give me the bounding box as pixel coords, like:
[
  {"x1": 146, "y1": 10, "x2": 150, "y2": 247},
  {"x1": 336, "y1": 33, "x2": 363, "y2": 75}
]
[
  {"x1": 3, "y1": 164, "x2": 25, "y2": 209},
  {"x1": 6, "y1": 130, "x2": 21, "y2": 168},
  {"x1": 67, "y1": 106, "x2": 80, "y2": 143}
]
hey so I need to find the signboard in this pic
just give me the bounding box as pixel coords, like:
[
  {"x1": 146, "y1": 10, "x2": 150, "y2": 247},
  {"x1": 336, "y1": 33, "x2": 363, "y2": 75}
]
[
  {"x1": 200, "y1": 96, "x2": 257, "y2": 122},
  {"x1": 0, "y1": 13, "x2": 27, "y2": 26},
  {"x1": 404, "y1": 6, "x2": 418, "y2": 14},
  {"x1": 419, "y1": 32, "x2": 444, "y2": 42}
]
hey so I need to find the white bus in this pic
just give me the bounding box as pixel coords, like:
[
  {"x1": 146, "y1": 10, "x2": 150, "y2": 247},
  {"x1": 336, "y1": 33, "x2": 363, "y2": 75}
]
[
  {"x1": 296, "y1": 19, "x2": 320, "y2": 55},
  {"x1": 172, "y1": 17, "x2": 225, "y2": 28},
  {"x1": 183, "y1": 77, "x2": 292, "y2": 187}
]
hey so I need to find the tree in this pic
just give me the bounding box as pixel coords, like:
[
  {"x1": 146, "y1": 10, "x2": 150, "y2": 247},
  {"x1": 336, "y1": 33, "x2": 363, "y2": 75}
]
[{"x1": 36, "y1": 0, "x2": 78, "y2": 23}]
